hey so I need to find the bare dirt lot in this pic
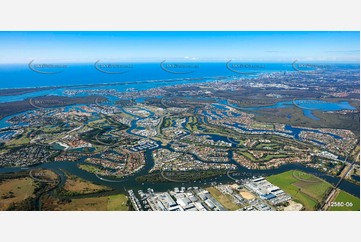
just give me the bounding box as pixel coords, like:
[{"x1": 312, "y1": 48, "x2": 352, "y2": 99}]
[
  {"x1": 283, "y1": 200, "x2": 303, "y2": 211},
  {"x1": 239, "y1": 189, "x2": 256, "y2": 200}
]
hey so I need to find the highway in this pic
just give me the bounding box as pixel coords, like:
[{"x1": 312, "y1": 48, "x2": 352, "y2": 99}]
[{"x1": 320, "y1": 155, "x2": 355, "y2": 211}]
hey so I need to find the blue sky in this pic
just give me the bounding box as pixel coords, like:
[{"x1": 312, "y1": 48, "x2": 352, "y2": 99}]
[{"x1": 0, "y1": 31, "x2": 359, "y2": 63}]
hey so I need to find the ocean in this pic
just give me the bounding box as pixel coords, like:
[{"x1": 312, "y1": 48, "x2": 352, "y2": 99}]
[{"x1": 0, "y1": 62, "x2": 330, "y2": 89}]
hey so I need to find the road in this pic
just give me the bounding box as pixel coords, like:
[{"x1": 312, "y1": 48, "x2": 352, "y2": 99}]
[{"x1": 320, "y1": 155, "x2": 355, "y2": 211}]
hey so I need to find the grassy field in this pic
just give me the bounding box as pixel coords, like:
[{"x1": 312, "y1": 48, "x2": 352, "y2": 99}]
[
  {"x1": 329, "y1": 191, "x2": 360, "y2": 211},
  {"x1": 31, "y1": 169, "x2": 59, "y2": 182},
  {"x1": 60, "y1": 172, "x2": 111, "y2": 196},
  {"x1": 207, "y1": 187, "x2": 242, "y2": 211},
  {"x1": 185, "y1": 116, "x2": 198, "y2": 132},
  {"x1": 106, "y1": 194, "x2": 129, "y2": 211},
  {"x1": 239, "y1": 151, "x2": 288, "y2": 162},
  {"x1": 0, "y1": 178, "x2": 36, "y2": 210},
  {"x1": 78, "y1": 164, "x2": 103, "y2": 174},
  {"x1": 239, "y1": 151, "x2": 255, "y2": 161},
  {"x1": 6, "y1": 131, "x2": 30, "y2": 146},
  {"x1": 161, "y1": 117, "x2": 172, "y2": 129},
  {"x1": 255, "y1": 143, "x2": 281, "y2": 150},
  {"x1": 266, "y1": 170, "x2": 333, "y2": 211},
  {"x1": 54, "y1": 194, "x2": 129, "y2": 211},
  {"x1": 250, "y1": 123, "x2": 274, "y2": 130},
  {"x1": 263, "y1": 154, "x2": 289, "y2": 161}
]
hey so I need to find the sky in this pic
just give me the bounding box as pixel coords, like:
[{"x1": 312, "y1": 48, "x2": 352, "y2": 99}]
[{"x1": 0, "y1": 31, "x2": 359, "y2": 63}]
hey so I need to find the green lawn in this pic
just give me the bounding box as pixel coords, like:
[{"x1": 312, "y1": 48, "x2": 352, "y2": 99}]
[
  {"x1": 239, "y1": 152, "x2": 288, "y2": 162},
  {"x1": 294, "y1": 181, "x2": 331, "y2": 201},
  {"x1": 78, "y1": 164, "x2": 102, "y2": 174},
  {"x1": 329, "y1": 191, "x2": 360, "y2": 211},
  {"x1": 240, "y1": 151, "x2": 255, "y2": 161},
  {"x1": 107, "y1": 194, "x2": 129, "y2": 211},
  {"x1": 251, "y1": 123, "x2": 274, "y2": 129},
  {"x1": 263, "y1": 154, "x2": 289, "y2": 161},
  {"x1": 185, "y1": 116, "x2": 198, "y2": 131},
  {"x1": 255, "y1": 143, "x2": 280, "y2": 149},
  {"x1": 266, "y1": 170, "x2": 332, "y2": 211}
]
